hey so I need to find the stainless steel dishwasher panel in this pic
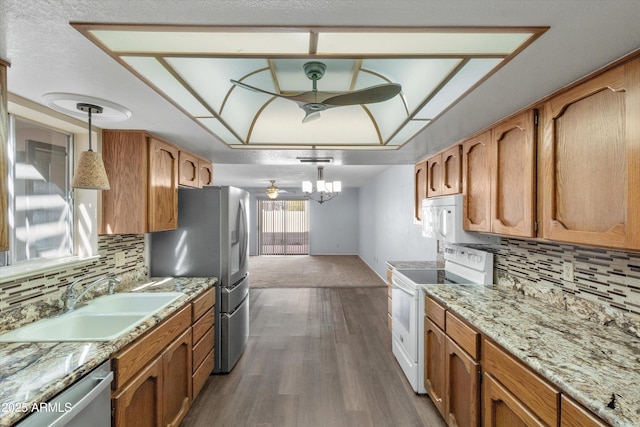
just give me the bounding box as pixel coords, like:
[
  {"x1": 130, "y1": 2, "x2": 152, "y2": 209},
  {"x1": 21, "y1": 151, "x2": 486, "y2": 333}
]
[{"x1": 16, "y1": 360, "x2": 113, "y2": 427}]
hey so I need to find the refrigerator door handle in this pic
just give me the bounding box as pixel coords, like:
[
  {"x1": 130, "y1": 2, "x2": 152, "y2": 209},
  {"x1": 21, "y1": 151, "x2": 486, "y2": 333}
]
[{"x1": 238, "y1": 200, "x2": 248, "y2": 274}]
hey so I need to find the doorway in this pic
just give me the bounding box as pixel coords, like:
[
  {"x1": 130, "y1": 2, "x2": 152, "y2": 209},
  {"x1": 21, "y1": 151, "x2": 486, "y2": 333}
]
[{"x1": 257, "y1": 199, "x2": 309, "y2": 255}]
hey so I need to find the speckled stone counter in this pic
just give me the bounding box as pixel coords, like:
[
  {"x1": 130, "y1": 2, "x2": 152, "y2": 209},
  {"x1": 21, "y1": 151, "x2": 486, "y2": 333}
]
[
  {"x1": 423, "y1": 284, "x2": 640, "y2": 427},
  {"x1": 0, "y1": 276, "x2": 216, "y2": 427},
  {"x1": 386, "y1": 260, "x2": 444, "y2": 270}
]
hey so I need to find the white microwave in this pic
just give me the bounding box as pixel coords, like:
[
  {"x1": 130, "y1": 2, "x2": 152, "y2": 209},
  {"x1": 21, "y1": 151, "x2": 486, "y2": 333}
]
[{"x1": 422, "y1": 194, "x2": 500, "y2": 245}]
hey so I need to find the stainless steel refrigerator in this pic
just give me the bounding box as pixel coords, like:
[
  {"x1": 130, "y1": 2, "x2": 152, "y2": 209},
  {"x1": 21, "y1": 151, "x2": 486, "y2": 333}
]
[{"x1": 150, "y1": 186, "x2": 250, "y2": 373}]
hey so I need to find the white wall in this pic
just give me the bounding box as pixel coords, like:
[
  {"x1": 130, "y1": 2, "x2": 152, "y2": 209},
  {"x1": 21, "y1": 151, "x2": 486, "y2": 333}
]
[
  {"x1": 245, "y1": 187, "x2": 359, "y2": 256},
  {"x1": 358, "y1": 165, "x2": 438, "y2": 279}
]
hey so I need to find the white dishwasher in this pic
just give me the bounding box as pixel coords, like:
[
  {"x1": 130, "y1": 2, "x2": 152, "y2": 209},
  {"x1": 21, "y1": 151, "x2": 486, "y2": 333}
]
[{"x1": 16, "y1": 360, "x2": 113, "y2": 427}]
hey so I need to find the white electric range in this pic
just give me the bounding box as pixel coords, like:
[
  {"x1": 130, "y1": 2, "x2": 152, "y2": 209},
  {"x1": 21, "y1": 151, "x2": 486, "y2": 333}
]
[{"x1": 391, "y1": 246, "x2": 493, "y2": 393}]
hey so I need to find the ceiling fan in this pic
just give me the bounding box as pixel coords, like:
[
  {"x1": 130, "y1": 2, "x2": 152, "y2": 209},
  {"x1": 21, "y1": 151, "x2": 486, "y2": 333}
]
[
  {"x1": 265, "y1": 180, "x2": 289, "y2": 199},
  {"x1": 231, "y1": 61, "x2": 402, "y2": 123}
]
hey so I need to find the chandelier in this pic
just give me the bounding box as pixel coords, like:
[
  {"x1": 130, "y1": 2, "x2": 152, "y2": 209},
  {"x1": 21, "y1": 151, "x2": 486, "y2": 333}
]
[{"x1": 302, "y1": 166, "x2": 342, "y2": 204}]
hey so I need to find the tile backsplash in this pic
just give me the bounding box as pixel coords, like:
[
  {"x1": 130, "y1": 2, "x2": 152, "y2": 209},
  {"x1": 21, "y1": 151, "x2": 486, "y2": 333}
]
[
  {"x1": 488, "y1": 238, "x2": 640, "y2": 338},
  {"x1": 0, "y1": 235, "x2": 147, "y2": 330}
]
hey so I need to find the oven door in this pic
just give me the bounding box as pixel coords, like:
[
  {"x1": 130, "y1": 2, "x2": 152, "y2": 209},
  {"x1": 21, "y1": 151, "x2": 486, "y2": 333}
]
[{"x1": 391, "y1": 274, "x2": 418, "y2": 379}]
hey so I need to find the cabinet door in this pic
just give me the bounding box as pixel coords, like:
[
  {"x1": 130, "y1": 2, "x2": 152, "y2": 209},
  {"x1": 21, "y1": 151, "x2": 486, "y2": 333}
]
[
  {"x1": 179, "y1": 151, "x2": 200, "y2": 188},
  {"x1": 561, "y1": 395, "x2": 607, "y2": 427},
  {"x1": 0, "y1": 62, "x2": 8, "y2": 251},
  {"x1": 483, "y1": 373, "x2": 545, "y2": 427},
  {"x1": 198, "y1": 159, "x2": 213, "y2": 187},
  {"x1": 414, "y1": 161, "x2": 427, "y2": 222},
  {"x1": 462, "y1": 131, "x2": 491, "y2": 232},
  {"x1": 445, "y1": 336, "x2": 480, "y2": 427},
  {"x1": 425, "y1": 318, "x2": 446, "y2": 419},
  {"x1": 113, "y1": 355, "x2": 163, "y2": 427},
  {"x1": 441, "y1": 145, "x2": 462, "y2": 196},
  {"x1": 148, "y1": 138, "x2": 179, "y2": 232},
  {"x1": 491, "y1": 110, "x2": 537, "y2": 237},
  {"x1": 162, "y1": 328, "x2": 193, "y2": 427},
  {"x1": 542, "y1": 57, "x2": 640, "y2": 249},
  {"x1": 427, "y1": 154, "x2": 443, "y2": 198}
]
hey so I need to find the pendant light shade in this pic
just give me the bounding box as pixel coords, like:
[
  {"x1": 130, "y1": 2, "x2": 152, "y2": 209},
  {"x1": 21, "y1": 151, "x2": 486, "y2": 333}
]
[{"x1": 72, "y1": 103, "x2": 110, "y2": 190}]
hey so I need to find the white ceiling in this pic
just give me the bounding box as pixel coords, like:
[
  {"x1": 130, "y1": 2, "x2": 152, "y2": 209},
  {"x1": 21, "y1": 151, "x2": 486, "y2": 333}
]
[{"x1": 2, "y1": 1, "x2": 640, "y2": 190}]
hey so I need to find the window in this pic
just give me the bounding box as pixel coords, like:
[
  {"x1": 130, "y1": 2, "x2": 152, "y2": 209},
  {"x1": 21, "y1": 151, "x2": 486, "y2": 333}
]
[
  {"x1": 1, "y1": 115, "x2": 73, "y2": 266},
  {"x1": 257, "y1": 199, "x2": 309, "y2": 255}
]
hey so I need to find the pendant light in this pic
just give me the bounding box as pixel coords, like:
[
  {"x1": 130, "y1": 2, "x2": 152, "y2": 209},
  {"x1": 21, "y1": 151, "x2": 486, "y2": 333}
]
[{"x1": 72, "y1": 103, "x2": 110, "y2": 190}]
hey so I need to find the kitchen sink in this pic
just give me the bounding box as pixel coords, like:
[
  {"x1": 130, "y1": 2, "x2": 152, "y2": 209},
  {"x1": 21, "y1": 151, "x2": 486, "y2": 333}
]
[
  {"x1": 87, "y1": 292, "x2": 182, "y2": 314},
  {"x1": 0, "y1": 292, "x2": 183, "y2": 342}
]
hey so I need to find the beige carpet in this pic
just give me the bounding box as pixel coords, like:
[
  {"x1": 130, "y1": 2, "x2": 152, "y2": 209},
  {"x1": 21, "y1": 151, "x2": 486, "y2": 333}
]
[{"x1": 248, "y1": 255, "x2": 386, "y2": 288}]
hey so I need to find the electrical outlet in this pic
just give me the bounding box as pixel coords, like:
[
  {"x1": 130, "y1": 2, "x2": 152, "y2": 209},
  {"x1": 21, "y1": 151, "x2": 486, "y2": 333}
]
[
  {"x1": 562, "y1": 261, "x2": 574, "y2": 281},
  {"x1": 115, "y1": 252, "x2": 125, "y2": 267}
]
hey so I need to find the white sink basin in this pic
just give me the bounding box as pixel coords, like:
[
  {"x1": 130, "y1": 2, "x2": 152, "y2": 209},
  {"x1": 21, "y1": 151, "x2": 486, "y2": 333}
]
[
  {"x1": 0, "y1": 292, "x2": 183, "y2": 342},
  {"x1": 87, "y1": 292, "x2": 183, "y2": 314}
]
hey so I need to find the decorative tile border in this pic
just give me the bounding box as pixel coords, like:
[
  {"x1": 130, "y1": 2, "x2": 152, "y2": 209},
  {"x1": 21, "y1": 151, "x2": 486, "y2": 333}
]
[{"x1": 0, "y1": 235, "x2": 147, "y2": 333}]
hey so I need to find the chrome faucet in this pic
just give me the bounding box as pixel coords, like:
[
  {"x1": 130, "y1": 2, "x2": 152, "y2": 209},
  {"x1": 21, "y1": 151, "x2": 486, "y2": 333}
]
[{"x1": 64, "y1": 276, "x2": 121, "y2": 312}]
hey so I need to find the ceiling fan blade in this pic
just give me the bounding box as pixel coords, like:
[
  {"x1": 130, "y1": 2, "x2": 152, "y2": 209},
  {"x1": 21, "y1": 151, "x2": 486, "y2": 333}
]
[
  {"x1": 231, "y1": 79, "x2": 285, "y2": 98},
  {"x1": 322, "y1": 83, "x2": 402, "y2": 106}
]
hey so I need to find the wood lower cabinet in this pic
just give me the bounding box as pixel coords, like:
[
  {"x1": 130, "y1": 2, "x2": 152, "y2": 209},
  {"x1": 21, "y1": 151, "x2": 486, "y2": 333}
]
[
  {"x1": 425, "y1": 296, "x2": 480, "y2": 427},
  {"x1": 424, "y1": 317, "x2": 446, "y2": 418},
  {"x1": 162, "y1": 328, "x2": 192, "y2": 427},
  {"x1": 414, "y1": 161, "x2": 427, "y2": 223},
  {"x1": 111, "y1": 304, "x2": 193, "y2": 427},
  {"x1": 483, "y1": 339, "x2": 559, "y2": 427},
  {"x1": 113, "y1": 355, "x2": 163, "y2": 427},
  {"x1": 102, "y1": 130, "x2": 179, "y2": 234},
  {"x1": 560, "y1": 395, "x2": 608, "y2": 427},
  {"x1": 541, "y1": 57, "x2": 640, "y2": 250},
  {"x1": 191, "y1": 287, "x2": 215, "y2": 399},
  {"x1": 483, "y1": 373, "x2": 545, "y2": 427}
]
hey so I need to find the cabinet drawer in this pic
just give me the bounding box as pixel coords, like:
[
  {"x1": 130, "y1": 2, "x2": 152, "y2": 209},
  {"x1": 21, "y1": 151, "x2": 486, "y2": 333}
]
[
  {"x1": 193, "y1": 326, "x2": 214, "y2": 372},
  {"x1": 425, "y1": 296, "x2": 446, "y2": 330},
  {"x1": 483, "y1": 339, "x2": 559, "y2": 426},
  {"x1": 192, "y1": 287, "x2": 215, "y2": 322},
  {"x1": 445, "y1": 311, "x2": 479, "y2": 359},
  {"x1": 192, "y1": 349, "x2": 215, "y2": 399},
  {"x1": 192, "y1": 307, "x2": 214, "y2": 344},
  {"x1": 561, "y1": 395, "x2": 607, "y2": 427},
  {"x1": 112, "y1": 304, "x2": 191, "y2": 389}
]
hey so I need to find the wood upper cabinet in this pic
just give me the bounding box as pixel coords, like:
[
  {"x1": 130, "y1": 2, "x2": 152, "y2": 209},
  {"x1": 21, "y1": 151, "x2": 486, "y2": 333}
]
[
  {"x1": 427, "y1": 154, "x2": 443, "y2": 198},
  {"x1": 148, "y1": 138, "x2": 179, "y2": 232},
  {"x1": 178, "y1": 150, "x2": 200, "y2": 188},
  {"x1": 179, "y1": 151, "x2": 214, "y2": 188},
  {"x1": 426, "y1": 145, "x2": 462, "y2": 199},
  {"x1": 0, "y1": 61, "x2": 8, "y2": 251},
  {"x1": 101, "y1": 130, "x2": 178, "y2": 234},
  {"x1": 414, "y1": 161, "x2": 427, "y2": 223},
  {"x1": 462, "y1": 110, "x2": 537, "y2": 237},
  {"x1": 198, "y1": 158, "x2": 213, "y2": 187},
  {"x1": 462, "y1": 131, "x2": 492, "y2": 232},
  {"x1": 541, "y1": 57, "x2": 640, "y2": 250},
  {"x1": 491, "y1": 110, "x2": 537, "y2": 237}
]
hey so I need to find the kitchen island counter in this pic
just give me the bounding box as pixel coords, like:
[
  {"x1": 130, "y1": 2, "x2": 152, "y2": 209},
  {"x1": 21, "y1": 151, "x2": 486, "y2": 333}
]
[
  {"x1": 0, "y1": 276, "x2": 216, "y2": 427},
  {"x1": 423, "y1": 284, "x2": 640, "y2": 427}
]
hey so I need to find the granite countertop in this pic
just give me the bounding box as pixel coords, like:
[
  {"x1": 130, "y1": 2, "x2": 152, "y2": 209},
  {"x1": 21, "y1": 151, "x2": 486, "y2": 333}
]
[
  {"x1": 0, "y1": 276, "x2": 217, "y2": 427},
  {"x1": 423, "y1": 284, "x2": 640, "y2": 427},
  {"x1": 386, "y1": 260, "x2": 444, "y2": 270}
]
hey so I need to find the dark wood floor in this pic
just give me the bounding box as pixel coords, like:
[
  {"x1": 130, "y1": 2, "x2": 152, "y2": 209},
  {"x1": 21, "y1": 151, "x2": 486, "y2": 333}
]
[{"x1": 182, "y1": 287, "x2": 445, "y2": 427}]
